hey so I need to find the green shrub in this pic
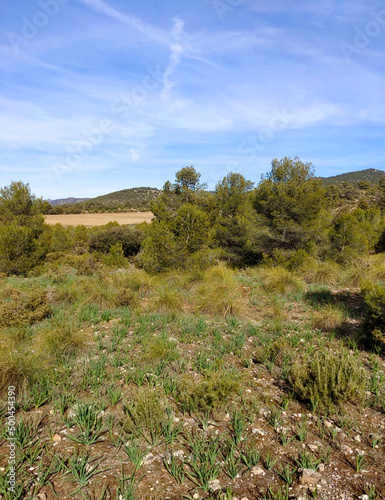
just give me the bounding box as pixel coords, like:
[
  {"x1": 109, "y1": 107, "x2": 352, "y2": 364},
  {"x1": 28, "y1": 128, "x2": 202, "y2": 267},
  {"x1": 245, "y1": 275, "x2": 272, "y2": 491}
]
[
  {"x1": 311, "y1": 303, "x2": 346, "y2": 332},
  {"x1": 0, "y1": 287, "x2": 49, "y2": 327},
  {"x1": 362, "y1": 280, "x2": 385, "y2": 327},
  {"x1": 149, "y1": 286, "x2": 184, "y2": 314},
  {"x1": 195, "y1": 265, "x2": 242, "y2": 317},
  {"x1": 89, "y1": 225, "x2": 145, "y2": 257},
  {"x1": 361, "y1": 280, "x2": 385, "y2": 342},
  {"x1": 177, "y1": 369, "x2": 242, "y2": 412},
  {"x1": 143, "y1": 335, "x2": 179, "y2": 364},
  {"x1": 260, "y1": 266, "x2": 305, "y2": 295},
  {"x1": 299, "y1": 259, "x2": 340, "y2": 286},
  {"x1": 36, "y1": 319, "x2": 85, "y2": 360},
  {"x1": 125, "y1": 386, "x2": 166, "y2": 438},
  {"x1": 289, "y1": 351, "x2": 367, "y2": 411},
  {"x1": 0, "y1": 341, "x2": 43, "y2": 394}
]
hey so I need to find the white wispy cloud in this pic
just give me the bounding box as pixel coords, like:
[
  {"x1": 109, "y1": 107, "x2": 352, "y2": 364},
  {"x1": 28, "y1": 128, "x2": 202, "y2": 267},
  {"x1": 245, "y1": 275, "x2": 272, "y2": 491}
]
[
  {"x1": 78, "y1": 0, "x2": 167, "y2": 44},
  {"x1": 161, "y1": 17, "x2": 185, "y2": 100}
]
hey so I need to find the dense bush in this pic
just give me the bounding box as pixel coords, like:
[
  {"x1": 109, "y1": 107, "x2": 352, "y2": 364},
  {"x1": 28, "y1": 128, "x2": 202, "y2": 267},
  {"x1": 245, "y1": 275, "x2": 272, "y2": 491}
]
[
  {"x1": 289, "y1": 351, "x2": 367, "y2": 411},
  {"x1": 0, "y1": 182, "x2": 49, "y2": 275},
  {"x1": 89, "y1": 225, "x2": 145, "y2": 257},
  {"x1": 361, "y1": 280, "x2": 385, "y2": 342},
  {"x1": 0, "y1": 287, "x2": 50, "y2": 327}
]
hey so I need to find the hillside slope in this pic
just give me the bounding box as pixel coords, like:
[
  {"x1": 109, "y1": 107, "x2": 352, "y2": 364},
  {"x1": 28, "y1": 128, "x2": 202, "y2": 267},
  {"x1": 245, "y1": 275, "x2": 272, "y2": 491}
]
[{"x1": 320, "y1": 168, "x2": 385, "y2": 186}]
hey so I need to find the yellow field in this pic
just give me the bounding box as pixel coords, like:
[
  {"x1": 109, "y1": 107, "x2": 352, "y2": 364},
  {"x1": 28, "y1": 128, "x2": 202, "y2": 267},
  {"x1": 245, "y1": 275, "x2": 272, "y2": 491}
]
[{"x1": 44, "y1": 212, "x2": 154, "y2": 226}]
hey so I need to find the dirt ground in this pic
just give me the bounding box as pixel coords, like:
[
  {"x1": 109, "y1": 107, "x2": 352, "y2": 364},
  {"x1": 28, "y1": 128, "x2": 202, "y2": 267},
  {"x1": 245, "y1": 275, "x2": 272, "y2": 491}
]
[{"x1": 44, "y1": 212, "x2": 154, "y2": 226}]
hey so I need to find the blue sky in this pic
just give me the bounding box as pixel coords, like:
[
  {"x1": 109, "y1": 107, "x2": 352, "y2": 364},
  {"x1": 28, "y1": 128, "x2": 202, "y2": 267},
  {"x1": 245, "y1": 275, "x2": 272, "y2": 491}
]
[{"x1": 1, "y1": 0, "x2": 385, "y2": 199}]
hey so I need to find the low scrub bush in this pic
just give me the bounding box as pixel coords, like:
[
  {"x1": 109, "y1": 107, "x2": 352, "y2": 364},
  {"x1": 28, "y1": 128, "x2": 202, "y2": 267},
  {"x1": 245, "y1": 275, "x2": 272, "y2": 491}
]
[
  {"x1": 195, "y1": 264, "x2": 242, "y2": 317},
  {"x1": 341, "y1": 259, "x2": 371, "y2": 287},
  {"x1": 125, "y1": 386, "x2": 166, "y2": 439},
  {"x1": 289, "y1": 351, "x2": 367, "y2": 411},
  {"x1": 361, "y1": 280, "x2": 385, "y2": 343},
  {"x1": 143, "y1": 334, "x2": 179, "y2": 364},
  {"x1": 149, "y1": 286, "x2": 184, "y2": 314},
  {"x1": 260, "y1": 266, "x2": 305, "y2": 295},
  {"x1": 0, "y1": 287, "x2": 49, "y2": 327},
  {"x1": 113, "y1": 268, "x2": 152, "y2": 296},
  {"x1": 299, "y1": 259, "x2": 340, "y2": 286},
  {"x1": 0, "y1": 341, "x2": 43, "y2": 394},
  {"x1": 36, "y1": 319, "x2": 85, "y2": 360},
  {"x1": 311, "y1": 303, "x2": 346, "y2": 332},
  {"x1": 177, "y1": 369, "x2": 242, "y2": 412}
]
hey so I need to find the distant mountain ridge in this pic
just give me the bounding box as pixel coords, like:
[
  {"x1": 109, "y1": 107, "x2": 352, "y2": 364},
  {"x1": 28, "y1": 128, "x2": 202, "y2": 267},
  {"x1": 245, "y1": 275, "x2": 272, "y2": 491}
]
[
  {"x1": 47, "y1": 197, "x2": 90, "y2": 206},
  {"x1": 319, "y1": 168, "x2": 385, "y2": 186}
]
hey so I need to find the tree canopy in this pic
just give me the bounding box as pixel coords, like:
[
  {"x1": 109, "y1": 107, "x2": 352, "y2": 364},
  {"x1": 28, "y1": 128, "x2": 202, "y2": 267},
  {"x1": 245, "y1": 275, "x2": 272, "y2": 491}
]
[{"x1": 253, "y1": 157, "x2": 327, "y2": 253}]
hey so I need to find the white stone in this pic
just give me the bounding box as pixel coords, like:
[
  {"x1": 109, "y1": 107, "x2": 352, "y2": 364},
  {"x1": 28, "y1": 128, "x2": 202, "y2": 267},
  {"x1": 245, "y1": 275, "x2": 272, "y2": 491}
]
[
  {"x1": 251, "y1": 428, "x2": 266, "y2": 436},
  {"x1": 298, "y1": 468, "x2": 322, "y2": 485},
  {"x1": 251, "y1": 466, "x2": 265, "y2": 476}
]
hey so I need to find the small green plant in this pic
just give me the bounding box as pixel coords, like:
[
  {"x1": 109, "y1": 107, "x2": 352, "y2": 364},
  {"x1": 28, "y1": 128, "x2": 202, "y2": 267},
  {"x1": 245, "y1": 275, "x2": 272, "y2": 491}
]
[
  {"x1": 294, "y1": 451, "x2": 321, "y2": 470},
  {"x1": 224, "y1": 446, "x2": 243, "y2": 480},
  {"x1": 161, "y1": 414, "x2": 182, "y2": 444},
  {"x1": 263, "y1": 485, "x2": 289, "y2": 500},
  {"x1": 356, "y1": 452, "x2": 365, "y2": 472},
  {"x1": 115, "y1": 465, "x2": 144, "y2": 500},
  {"x1": 14, "y1": 417, "x2": 35, "y2": 449},
  {"x1": 122, "y1": 438, "x2": 147, "y2": 470},
  {"x1": 366, "y1": 484, "x2": 376, "y2": 500},
  {"x1": 276, "y1": 463, "x2": 296, "y2": 485},
  {"x1": 241, "y1": 446, "x2": 261, "y2": 468},
  {"x1": 107, "y1": 386, "x2": 122, "y2": 406},
  {"x1": 279, "y1": 429, "x2": 294, "y2": 447},
  {"x1": 186, "y1": 458, "x2": 221, "y2": 492},
  {"x1": 30, "y1": 376, "x2": 52, "y2": 408},
  {"x1": 231, "y1": 409, "x2": 247, "y2": 445},
  {"x1": 269, "y1": 407, "x2": 282, "y2": 428},
  {"x1": 71, "y1": 402, "x2": 104, "y2": 445},
  {"x1": 280, "y1": 391, "x2": 293, "y2": 410},
  {"x1": 61, "y1": 450, "x2": 104, "y2": 495},
  {"x1": 164, "y1": 453, "x2": 185, "y2": 484},
  {"x1": 264, "y1": 451, "x2": 278, "y2": 470},
  {"x1": 53, "y1": 392, "x2": 73, "y2": 415},
  {"x1": 371, "y1": 433, "x2": 381, "y2": 449},
  {"x1": 295, "y1": 417, "x2": 308, "y2": 442},
  {"x1": 0, "y1": 465, "x2": 25, "y2": 499}
]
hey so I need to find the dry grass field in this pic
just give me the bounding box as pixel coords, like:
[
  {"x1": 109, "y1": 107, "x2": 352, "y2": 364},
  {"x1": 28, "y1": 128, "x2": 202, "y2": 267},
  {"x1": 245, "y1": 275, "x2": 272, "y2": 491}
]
[{"x1": 44, "y1": 212, "x2": 154, "y2": 226}]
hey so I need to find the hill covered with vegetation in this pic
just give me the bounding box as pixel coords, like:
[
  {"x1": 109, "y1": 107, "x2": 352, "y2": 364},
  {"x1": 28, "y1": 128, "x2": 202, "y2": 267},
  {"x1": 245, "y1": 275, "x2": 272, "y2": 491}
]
[
  {"x1": 47, "y1": 187, "x2": 161, "y2": 213},
  {"x1": 319, "y1": 168, "x2": 385, "y2": 186}
]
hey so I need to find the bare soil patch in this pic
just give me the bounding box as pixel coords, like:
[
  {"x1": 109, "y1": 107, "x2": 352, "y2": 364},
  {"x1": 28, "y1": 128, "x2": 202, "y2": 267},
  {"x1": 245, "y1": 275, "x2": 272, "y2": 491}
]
[{"x1": 44, "y1": 212, "x2": 154, "y2": 226}]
